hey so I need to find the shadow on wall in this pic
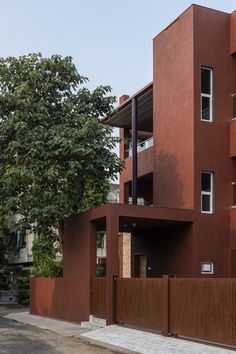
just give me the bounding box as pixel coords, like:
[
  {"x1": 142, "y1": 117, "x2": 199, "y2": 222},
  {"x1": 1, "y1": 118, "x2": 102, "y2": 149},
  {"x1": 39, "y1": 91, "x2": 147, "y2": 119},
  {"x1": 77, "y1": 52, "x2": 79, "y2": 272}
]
[{"x1": 156, "y1": 151, "x2": 184, "y2": 208}]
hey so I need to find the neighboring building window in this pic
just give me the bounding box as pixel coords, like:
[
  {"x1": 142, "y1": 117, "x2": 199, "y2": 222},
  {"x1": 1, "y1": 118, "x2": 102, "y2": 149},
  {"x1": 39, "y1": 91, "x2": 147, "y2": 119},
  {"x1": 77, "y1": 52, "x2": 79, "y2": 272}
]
[
  {"x1": 201, "y1": 171, "x2": 214, "y2": 213},
  {"x1": 96, "y1": 231, "x2": 105, "y2": 249},
  {"x1": 201, "y1": 262, "x2": 214, "y2": 275},
  {"x1": 201, "y1": 67, "x2": 213, "y2": 122}
]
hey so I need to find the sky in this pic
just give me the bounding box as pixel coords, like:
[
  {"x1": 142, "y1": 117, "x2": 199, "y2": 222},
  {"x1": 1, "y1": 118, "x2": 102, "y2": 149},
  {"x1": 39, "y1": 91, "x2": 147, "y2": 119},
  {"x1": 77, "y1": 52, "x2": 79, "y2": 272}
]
[{"x1": 1, "y1": 0, "x2": 236, "y2": 104}]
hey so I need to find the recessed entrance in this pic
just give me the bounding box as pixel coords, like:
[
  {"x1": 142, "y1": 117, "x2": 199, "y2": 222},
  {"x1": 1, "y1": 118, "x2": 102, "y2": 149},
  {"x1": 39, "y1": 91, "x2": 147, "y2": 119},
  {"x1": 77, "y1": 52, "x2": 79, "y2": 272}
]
[{"x1": 134, "y1": 253, "x2": 147, "y2": 278}]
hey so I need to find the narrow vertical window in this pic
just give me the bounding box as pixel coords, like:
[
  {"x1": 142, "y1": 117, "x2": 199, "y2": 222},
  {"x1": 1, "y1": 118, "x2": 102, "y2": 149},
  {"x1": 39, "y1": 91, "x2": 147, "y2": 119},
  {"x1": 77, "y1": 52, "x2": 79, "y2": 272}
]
[
  {"x1": 201, "y1": 67, "x2": 213, "y2": 122},
  {"x1": 232, "y1": 182, "x2": 236, "y2": 207},
  {"x1": 233, "y1": 94, "x2": 236, "y2": 119},
  {"x1": 201, "y1": 171, "x2": 214, "y2": 213}
]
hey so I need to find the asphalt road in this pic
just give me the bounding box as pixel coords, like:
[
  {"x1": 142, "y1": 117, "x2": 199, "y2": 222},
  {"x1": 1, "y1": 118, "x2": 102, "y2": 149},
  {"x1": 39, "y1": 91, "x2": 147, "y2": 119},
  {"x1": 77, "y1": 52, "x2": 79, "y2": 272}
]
[{"x1": 0, "y1": 307, "x2": 123, "y2": 354}]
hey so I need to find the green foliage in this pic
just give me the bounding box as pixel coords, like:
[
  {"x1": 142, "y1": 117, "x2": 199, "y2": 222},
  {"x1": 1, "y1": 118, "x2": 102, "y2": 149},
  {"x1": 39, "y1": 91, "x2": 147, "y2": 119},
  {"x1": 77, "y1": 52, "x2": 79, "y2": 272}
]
[
  {"x1": 0, "y1": 234, "x2": 5, "y2": 265},
  {"x1": 96, "y1": 264, "x2": 106, "y2": 277},
  {"x1": 0, "y1": 215, "x2": 18, "y2": 265},
  {"x1": 0, "y1": 53, "x2": 124, "y2": 238},
  {"x1": 31, "y1": 236, "x2": 63, "y2": 277},
  {"x1": 96, "y1": 231, "x2": 105, "y2": 248},
  {"x1": 15, "y1": 276, "x2": 30, "y2": 306}
]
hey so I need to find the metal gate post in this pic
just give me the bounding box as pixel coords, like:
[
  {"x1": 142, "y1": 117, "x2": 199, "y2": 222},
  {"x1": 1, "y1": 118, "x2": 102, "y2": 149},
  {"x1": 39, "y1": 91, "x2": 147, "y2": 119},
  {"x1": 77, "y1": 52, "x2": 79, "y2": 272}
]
[{"x1": 162, "y1": 275, "x2": 169, "y2": 336}]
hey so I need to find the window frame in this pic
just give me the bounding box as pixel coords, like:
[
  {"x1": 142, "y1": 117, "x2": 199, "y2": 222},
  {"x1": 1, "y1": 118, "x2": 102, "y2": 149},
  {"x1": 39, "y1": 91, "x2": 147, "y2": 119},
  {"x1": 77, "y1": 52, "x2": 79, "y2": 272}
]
[
  {"x1": 201, "y1": 171, "x2": 214, "y2": 214},
  {"x1": 201, "y1": 67, "x2": 213, "y2": 122},
  {"x1": 201, "y1": 261, "x2": 214, "y2": 275}
]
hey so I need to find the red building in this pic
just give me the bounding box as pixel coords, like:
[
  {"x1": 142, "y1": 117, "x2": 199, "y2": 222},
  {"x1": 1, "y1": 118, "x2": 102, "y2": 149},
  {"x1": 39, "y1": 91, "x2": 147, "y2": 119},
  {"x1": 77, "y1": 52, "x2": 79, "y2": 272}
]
[
  {"x1": 104, "y1": 4, "x2": 236, "y2": 279},
  {"x1": 31, "y1": 4, "x2": 236, "y2": 325}
]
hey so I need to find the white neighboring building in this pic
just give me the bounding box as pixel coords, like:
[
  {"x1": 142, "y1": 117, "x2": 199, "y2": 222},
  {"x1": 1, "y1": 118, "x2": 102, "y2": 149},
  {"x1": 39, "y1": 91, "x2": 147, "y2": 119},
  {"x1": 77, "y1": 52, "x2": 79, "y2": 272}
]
[{"x1": 7, "y1": 229, "x2": 35, "y2": 267}]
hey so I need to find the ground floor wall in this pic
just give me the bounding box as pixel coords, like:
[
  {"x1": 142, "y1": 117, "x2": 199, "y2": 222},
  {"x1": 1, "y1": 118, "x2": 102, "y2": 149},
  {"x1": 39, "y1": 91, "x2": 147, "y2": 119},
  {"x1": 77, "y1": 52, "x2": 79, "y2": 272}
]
[
  {"x1": 192, "y1": 214, "x2": 230, "y2": 277},
  {"x1": 30, "y1": 277, "x2": 90, "y2": 323}
]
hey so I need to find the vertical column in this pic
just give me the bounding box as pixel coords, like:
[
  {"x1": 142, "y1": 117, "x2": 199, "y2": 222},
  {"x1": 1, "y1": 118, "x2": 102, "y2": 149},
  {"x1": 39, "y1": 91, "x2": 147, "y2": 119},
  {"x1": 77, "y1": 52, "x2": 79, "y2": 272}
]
[
  {"x1": 120, "y1": 128, "x2": 129, "y2": 204},
  {"x1": 162, "y1": 275, "x2": 169, "y2": 336},
  {"x1": 62, "y1": 215, "x2": 97, "y2": 322},
  {"x1": 106, "y1": 214, "x2": 119, "y2": 325},
  {"x1": 89, "y1": 221, "x2": 97, "y2": 314},
  {"x1": 132, "y1": 97, "x2": 138, "y2": 205}
]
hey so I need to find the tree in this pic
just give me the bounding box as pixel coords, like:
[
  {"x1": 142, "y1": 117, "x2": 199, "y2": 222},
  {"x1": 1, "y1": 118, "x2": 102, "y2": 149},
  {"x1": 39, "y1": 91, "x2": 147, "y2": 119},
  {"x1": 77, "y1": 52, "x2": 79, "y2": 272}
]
[
  {"x1": 0, "y1": 53, "x2": 123, "y2": 242},
  {"x1": 0, "y1": 214, "x2": 16, "y2": 266}
]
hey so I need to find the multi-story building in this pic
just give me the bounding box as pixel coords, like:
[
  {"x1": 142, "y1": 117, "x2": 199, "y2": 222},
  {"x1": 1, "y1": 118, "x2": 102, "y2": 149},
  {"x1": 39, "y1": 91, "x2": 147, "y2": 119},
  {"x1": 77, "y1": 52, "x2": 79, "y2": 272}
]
[
  {"x1": 104, "y1": 4, "x2": 236, "y2": 278},
  {"x1": 31, "y1": 4, "x2": 236, "y2": 326}
]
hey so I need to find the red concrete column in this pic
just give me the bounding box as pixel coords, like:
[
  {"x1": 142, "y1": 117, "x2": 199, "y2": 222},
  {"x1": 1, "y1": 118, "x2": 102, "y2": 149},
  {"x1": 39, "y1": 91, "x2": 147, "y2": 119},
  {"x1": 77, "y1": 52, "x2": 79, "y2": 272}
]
[
  {"x1": 63, "y1": 215, "x2": 97, "y2": 322},
  {"x1": 89, "y1": 221, "x2": 97, "y2": 314},
  {"x1": 106, "y1": 214, "x2": 119, "y2": 325}
]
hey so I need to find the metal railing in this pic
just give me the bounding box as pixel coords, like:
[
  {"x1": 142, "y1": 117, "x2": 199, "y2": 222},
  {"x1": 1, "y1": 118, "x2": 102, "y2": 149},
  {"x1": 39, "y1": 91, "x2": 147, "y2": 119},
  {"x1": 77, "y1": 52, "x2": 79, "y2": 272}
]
[{"x1": 127, "y1": 137, "x2": 153, "y2": 157}]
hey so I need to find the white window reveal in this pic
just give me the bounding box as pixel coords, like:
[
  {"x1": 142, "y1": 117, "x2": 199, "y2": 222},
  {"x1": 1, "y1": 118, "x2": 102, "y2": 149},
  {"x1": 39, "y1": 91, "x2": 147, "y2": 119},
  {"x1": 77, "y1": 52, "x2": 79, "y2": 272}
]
[
  {"x1": 201, "y1": 262, "x2": 214, "y2": 275},
  {"x1": 201, "y1": 67, "x2": 213, "y2": 122},
  {"x1": 201, "y1": 171, "x2": 214, "y2": 213}
]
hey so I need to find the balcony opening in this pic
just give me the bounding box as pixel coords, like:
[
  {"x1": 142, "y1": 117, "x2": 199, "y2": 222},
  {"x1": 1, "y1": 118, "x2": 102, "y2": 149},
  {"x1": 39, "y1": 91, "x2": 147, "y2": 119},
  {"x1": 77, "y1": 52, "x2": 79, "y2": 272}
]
[
  {"x1": 126, "y1": 172, "x2": 153, "y2": 206},
  {"x1": 125, "y1": 132, "x2": 153, "y2": 159},
  {"x1": 103, "y1": 82, "x2": 153, "y2": 160}
]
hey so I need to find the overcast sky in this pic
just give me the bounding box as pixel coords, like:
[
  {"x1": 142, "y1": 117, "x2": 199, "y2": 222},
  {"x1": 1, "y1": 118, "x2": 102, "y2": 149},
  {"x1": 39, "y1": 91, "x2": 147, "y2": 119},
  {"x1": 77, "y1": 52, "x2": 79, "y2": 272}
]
[{"x1": 1, "y1": 0, "x2": 236, "y2": 103}]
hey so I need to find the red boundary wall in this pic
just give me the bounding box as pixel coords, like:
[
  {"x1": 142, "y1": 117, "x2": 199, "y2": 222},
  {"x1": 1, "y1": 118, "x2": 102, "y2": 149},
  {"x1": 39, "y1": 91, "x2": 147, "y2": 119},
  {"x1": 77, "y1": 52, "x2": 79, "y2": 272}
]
[{"x1": 30, "y1": 277, "x2": 89, "y2": 323}]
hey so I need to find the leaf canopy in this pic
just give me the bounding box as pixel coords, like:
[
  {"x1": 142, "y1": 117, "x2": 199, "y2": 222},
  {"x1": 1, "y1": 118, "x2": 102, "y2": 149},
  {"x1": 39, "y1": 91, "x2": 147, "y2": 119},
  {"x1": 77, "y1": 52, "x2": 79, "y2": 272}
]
[{"x1": 0, "y1": 53, "x2": 123, "y2": 237}]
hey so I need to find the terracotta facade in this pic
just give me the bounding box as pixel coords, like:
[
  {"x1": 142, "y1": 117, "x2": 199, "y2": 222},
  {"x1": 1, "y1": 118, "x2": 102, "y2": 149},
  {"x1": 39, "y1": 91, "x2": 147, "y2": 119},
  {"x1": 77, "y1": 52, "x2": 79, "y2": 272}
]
[
  {"x1": 31, "y1": 5, "x2": 236, "y2": 324},
  {"x1": 116, "y1": 5, "x2": 236, "y2": 278}
]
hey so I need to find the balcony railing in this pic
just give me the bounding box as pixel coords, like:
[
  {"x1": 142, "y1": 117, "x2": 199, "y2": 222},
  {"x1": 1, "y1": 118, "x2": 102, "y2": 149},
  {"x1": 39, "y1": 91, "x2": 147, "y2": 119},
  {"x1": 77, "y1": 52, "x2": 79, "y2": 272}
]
[
  {"x1": 128, "y1": 197, "x2": 153, "y2": 206},
  {"x1": 127, "y1": 137, "x2": 153, "y2": 157}
]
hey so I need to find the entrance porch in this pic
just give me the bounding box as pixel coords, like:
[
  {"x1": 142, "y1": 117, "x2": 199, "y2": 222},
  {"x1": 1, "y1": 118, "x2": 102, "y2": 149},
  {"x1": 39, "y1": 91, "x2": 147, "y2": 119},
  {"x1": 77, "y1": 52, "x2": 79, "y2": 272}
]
[{"x1": 30, "y1": 203, "x2": 193, "y2": 325}]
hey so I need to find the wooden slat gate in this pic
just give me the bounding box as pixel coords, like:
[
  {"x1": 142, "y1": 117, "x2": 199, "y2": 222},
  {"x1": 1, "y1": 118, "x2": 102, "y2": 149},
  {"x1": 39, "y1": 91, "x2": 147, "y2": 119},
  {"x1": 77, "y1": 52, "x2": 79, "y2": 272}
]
[
  {"x1": 169, "y1": 278, "x2": 236, "y2": 347},
  {"x1": 115, "y1": 278, "x2": 163, "y2": 331},
  {"x1": 92, "y1": 278, "x2": 106, "y2": 319},
  {"x1": 92, "y1": 277, "x2": 236, "y2": 348}
]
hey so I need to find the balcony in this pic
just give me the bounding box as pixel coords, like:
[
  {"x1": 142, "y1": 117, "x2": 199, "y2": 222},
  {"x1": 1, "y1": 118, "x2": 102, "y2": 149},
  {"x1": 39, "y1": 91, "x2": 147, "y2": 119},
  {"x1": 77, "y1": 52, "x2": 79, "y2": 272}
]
[
  {"x1": 7, "y1": 248, "x2": 33, "y2": 265},
  {"x1": 122, "y1": 144, "x2": 153, "y2": 184},
  {"x1": 104, "y1": 83, "x2": 153, "y2": 204},
  {"x1": 127, "y1": 137, "x2": 153, "y2": 157}
]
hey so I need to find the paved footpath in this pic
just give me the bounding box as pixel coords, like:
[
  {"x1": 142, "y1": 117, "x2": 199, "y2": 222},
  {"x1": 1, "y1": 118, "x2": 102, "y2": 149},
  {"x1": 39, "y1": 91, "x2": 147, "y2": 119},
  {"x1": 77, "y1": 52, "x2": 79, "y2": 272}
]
[
  {"x1": 4, "y1": 311, "x2": 235, "y2": 354},
  {"x1": 0, "y1": 308, "x2": 131, "y2": 354}
]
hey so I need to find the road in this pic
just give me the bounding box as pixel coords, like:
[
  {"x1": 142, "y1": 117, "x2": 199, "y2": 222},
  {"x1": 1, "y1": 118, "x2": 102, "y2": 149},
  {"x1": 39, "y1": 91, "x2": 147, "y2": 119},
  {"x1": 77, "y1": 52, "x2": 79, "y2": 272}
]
[{"x1": 0, "y1": 307, "x2": 124, "y2": 354}]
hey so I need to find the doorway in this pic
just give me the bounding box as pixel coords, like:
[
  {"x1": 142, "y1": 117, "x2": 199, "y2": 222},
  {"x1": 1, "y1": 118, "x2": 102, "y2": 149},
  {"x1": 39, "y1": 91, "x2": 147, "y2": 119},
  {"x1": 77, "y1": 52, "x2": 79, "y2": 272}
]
[{"x1": 134, "y1": 254, "x2": 147, "y2": 278}]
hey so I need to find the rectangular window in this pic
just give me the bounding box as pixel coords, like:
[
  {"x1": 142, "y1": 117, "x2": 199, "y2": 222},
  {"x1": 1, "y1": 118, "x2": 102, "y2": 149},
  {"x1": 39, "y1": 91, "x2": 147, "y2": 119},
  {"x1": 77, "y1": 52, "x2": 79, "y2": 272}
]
[
  {"x1": 201, "y1": 262, "x2": 214, "y2": 275},
  {"x1": 201, "y1": 67, "x2": 213, "y2": 122},
  {"x1": 201, "y1": 171, "x2": 214, "y2": 213}
]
